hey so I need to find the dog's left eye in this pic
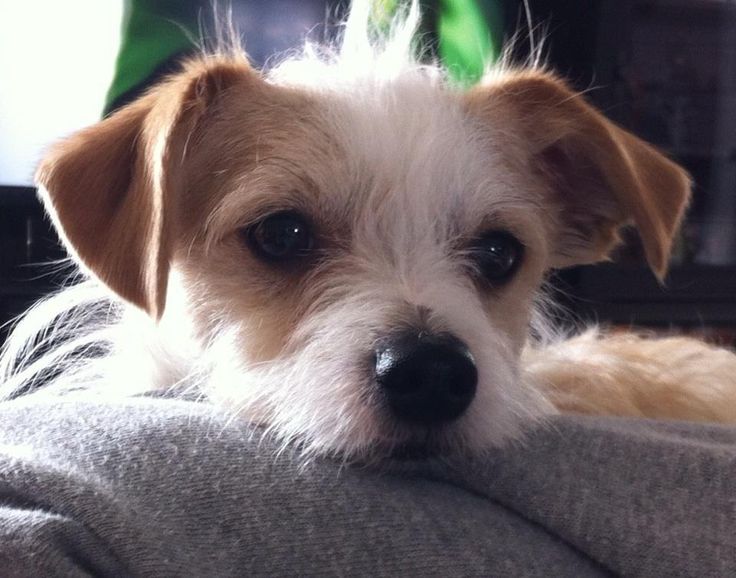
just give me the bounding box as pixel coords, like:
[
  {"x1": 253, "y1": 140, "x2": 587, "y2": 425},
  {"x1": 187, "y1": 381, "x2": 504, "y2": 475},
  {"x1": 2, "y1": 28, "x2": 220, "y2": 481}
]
[
  {"x1": 244, "y1": 210, "x2": 314, "y2": 263},
  {"x1": 470, "y1": 231, "x2": 524, "y2": 284}
]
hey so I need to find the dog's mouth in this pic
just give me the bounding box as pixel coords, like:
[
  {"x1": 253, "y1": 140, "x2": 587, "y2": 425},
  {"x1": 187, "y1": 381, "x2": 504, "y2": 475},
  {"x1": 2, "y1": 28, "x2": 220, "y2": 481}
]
[
  {"x1": 387, "y1": 442, "x2": 438, "y2": 460},
  {"x1": 381, "y1": 423, "x2": 454, "y2": 460}
]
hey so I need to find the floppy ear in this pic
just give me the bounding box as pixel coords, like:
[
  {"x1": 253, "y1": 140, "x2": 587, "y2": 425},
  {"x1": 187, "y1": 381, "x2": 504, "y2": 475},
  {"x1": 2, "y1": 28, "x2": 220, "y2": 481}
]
[
  {"x1": 36, "y1": 56, "x2": 254, "y2": 319},
  {"x1": 465, "y1": 70, "x2": 691, "y2": 278}
]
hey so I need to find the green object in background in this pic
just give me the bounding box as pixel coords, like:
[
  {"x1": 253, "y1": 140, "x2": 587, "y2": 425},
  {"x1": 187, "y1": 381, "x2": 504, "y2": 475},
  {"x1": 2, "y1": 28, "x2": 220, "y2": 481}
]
[
  {"x1": 104, "y1": 0, "x2": 502, "y2": 115},
  {"x1": 371, "y1": 0, "x2": 401, "y2": 27},
  {"x1": 436, "y1": 0, "x2": 502, "y2": 86},
  {"x1": 376, "y1": 0, "x2": 503, "y2": 86},
  {"x1": 104, "y1": 0, "x2": 202, "y2": 115}
]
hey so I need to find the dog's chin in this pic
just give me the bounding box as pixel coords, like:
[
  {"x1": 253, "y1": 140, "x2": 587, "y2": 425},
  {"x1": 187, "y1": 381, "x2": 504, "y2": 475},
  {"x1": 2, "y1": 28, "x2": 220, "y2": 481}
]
[
  {"x1": 368, "y1": 422, "x2": 466, "y2": 462},
  {"x1": 386, "y1": 441, "x2": 439, "y2": 461}
]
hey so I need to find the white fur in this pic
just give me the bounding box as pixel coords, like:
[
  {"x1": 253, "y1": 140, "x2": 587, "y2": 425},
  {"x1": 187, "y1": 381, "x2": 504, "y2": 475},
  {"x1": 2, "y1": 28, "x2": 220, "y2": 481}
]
[{"x1": 1, "y1": 2, "x2": 570, "y2": 462}]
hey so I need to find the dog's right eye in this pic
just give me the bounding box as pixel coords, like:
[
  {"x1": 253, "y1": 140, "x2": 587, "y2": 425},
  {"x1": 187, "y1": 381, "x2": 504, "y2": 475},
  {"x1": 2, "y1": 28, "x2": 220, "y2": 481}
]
[{"x1": 243, "y1": 210, "x2": 314, "y2": 263}]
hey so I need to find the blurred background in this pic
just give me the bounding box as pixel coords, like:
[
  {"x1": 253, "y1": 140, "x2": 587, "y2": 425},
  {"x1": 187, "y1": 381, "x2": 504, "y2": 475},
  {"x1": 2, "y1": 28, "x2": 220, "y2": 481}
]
[{"x1": 2, "y1": 0, "x2": 736, "y2": 343}]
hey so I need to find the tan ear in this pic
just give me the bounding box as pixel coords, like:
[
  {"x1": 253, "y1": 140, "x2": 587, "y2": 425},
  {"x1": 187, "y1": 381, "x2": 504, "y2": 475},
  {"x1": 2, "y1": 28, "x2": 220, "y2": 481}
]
[
  {"x1": 465, "y1": 70, "x2": 692, "y2": 278},
  {"x1": 36, "y1": 56, "x2": 253, "y2": 318}
]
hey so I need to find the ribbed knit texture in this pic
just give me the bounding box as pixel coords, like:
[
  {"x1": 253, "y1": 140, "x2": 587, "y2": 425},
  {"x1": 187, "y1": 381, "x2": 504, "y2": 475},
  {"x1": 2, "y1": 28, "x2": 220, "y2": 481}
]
[{"x1": 0, "y1": 397, "x2": 733, "y2": 576}]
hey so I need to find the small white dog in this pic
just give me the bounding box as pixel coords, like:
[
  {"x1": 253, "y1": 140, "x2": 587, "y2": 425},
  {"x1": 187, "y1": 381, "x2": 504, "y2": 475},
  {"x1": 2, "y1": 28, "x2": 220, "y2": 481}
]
[{"x1": 3, "y1": 3, "x2": 736, "y2": 460}]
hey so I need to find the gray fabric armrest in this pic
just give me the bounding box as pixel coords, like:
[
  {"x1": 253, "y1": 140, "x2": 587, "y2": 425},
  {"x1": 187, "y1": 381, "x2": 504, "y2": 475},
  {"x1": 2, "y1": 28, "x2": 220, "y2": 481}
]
[{"x1": 0, "y1": 397, "x2": 733, "y2": 577}]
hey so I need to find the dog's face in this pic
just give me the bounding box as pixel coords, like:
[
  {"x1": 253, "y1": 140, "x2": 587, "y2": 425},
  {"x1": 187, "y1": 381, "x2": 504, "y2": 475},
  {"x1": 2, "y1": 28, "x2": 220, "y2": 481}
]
[{"x1": 36, "y1": 54, "x2": 690, "y2": 459}]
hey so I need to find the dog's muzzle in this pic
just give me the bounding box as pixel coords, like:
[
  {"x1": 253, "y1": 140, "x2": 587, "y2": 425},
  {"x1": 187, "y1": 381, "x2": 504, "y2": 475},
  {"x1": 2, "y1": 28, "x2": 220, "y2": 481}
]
[{"x1": 374, "y1": 332, "x2": 477, "y2": 425}]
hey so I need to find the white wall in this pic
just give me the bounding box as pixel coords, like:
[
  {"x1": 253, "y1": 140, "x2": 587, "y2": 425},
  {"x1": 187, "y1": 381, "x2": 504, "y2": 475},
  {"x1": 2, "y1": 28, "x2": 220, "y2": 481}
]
[{"x1": 0, "y1": 0, "x2": 122, "y2": 186}]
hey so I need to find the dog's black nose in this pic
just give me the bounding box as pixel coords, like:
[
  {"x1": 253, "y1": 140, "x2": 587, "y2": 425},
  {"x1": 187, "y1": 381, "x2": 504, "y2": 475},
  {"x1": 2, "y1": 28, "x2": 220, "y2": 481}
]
[{"x1": 374, "y1": 332, "x2": 477, "y2": 425}]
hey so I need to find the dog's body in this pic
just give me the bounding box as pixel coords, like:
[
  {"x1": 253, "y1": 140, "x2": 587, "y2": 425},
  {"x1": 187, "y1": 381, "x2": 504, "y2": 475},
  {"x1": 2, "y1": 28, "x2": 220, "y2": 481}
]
[{"x1": 2, "y1": 4, "x2": 736, "y2": 460}]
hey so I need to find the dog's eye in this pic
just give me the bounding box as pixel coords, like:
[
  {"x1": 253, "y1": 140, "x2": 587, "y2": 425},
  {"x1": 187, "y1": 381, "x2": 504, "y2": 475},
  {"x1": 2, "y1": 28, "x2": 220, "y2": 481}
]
[
  {"x1": 245, "y1": 211, "x2": 314, "y2": 263},
  {"x1": 470, "y1": 231, "x2": 524, "y2": 284}
]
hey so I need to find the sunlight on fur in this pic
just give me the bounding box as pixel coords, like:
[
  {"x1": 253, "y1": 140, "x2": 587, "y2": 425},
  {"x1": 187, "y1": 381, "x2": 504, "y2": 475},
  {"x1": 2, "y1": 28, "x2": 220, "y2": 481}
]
[{"x1": 1, "y1": 0, "x2": 735, "y2": 462}]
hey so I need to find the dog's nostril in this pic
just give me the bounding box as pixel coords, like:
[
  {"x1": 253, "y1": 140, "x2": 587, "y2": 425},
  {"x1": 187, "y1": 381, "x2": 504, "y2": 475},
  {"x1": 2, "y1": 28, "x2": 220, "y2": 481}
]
[{"x1": 374, "y1": 332, "x2": 477, "y2": 425}]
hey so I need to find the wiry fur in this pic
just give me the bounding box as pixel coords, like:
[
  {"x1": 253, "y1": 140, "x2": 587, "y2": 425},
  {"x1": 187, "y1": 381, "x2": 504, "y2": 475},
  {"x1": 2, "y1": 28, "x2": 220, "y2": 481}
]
[{"x1": 2, "y1": 2, "x2": 735, "y2": 462}]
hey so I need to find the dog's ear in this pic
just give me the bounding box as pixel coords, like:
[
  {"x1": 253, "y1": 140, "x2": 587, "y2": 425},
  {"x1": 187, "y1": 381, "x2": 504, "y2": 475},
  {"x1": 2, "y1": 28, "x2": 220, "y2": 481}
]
[
  {"x1": 465, "y1": 70, "x2": 691, "y2": 278},
  {"x1": 36, "y1": 56, "x2": 255, "y2": 319}
]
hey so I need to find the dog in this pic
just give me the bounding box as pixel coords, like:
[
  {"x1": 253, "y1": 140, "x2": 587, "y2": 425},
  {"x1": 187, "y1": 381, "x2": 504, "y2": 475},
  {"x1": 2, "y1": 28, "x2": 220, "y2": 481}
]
[{"x1": 2, "y1": 3, "x2": 736, "y2": 461}]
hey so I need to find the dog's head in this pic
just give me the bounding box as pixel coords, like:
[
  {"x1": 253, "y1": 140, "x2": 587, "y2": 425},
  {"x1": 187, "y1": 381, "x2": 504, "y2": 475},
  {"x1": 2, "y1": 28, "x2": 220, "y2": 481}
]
[{"x1": 36, "y1": 40, "x2": 690, "y2": 459}]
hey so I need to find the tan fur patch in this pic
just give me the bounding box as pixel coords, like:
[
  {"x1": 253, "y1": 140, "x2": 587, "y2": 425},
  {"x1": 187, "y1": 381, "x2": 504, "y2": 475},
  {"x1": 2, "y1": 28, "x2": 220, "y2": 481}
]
[{"x1": 526, "y1": 330, "x2": 736, "y2": 422}]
